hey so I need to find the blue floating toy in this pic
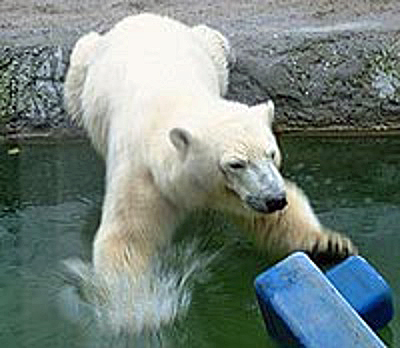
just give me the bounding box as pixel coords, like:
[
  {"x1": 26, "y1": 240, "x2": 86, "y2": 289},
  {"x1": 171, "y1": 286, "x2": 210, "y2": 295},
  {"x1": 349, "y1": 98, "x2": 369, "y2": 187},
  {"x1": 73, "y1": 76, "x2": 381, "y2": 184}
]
[
  {"x1": 326, "y1": 255, "x2": 393, "y2": 331},
  {"x1": 255, "y1": 252, "x2": 392, "y2": 347}
]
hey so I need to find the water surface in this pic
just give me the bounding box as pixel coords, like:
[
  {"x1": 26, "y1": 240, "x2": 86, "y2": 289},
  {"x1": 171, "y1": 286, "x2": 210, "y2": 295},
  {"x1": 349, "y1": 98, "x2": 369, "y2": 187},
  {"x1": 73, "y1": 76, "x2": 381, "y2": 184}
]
[{"x1": 0, "y1": 136, "x2": 399, "y2": 347}]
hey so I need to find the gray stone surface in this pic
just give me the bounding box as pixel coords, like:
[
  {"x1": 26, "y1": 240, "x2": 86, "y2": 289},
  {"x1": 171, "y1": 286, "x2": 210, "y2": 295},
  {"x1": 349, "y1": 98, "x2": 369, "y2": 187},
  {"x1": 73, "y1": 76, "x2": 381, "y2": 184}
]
[
  {"x1": 1, "y1": 0, "x2": 400, "y2": 137},
  {"x1": 0, "y1": 46, "x2": 70, "y2": 135},
  {"x1": 229, "y1": 26, "x2": 400, "y2": 131}
]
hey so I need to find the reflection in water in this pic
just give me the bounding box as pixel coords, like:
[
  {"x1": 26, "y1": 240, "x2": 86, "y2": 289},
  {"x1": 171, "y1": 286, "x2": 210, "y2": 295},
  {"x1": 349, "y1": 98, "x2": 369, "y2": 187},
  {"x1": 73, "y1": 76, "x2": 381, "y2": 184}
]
[{"x1": 0, "y1": 137, "x2": 399, "y2": 347}]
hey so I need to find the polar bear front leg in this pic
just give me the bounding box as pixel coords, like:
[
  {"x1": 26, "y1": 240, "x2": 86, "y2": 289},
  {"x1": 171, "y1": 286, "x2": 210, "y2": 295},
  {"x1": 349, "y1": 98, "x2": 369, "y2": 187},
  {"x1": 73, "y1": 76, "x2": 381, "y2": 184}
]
[
  {"x1": 232, "y1": 180, "x2": 357, "y2": 264},
  {"x1": 93, "y1": 168, "x2": 180, "y2": 281}
]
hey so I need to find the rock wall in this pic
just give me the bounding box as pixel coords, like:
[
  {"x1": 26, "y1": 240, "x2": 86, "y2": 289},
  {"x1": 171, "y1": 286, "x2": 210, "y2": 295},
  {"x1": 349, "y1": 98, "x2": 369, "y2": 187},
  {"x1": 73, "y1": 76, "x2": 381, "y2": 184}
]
[
  {"x1": 1, "y1": 1, "x2": 399, "y2": 137},
  {"x1": 0, "y1": 46, "x2": 70, "y2": 135},
  {"x1": 228, "y1": 27, "x2": 400, "y2": 131}
]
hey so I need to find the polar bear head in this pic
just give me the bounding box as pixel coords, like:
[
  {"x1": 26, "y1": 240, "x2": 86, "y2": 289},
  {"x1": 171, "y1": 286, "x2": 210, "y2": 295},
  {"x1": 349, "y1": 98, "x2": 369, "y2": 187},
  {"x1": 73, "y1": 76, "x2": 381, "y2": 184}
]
[{"x1": 168, "y1": 100, "x2": 287, "y2": 214}]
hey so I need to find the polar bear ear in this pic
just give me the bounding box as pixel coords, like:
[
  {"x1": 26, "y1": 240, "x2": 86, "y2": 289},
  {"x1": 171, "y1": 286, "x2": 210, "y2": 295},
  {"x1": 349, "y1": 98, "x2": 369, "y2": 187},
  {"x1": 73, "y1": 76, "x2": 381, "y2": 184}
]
[
  {"x1": 252, "y1": 100, "x2": 275, "y2": 128},
  {"x1": 169, "y1": 128, "x2": 192, "y2": 159}
]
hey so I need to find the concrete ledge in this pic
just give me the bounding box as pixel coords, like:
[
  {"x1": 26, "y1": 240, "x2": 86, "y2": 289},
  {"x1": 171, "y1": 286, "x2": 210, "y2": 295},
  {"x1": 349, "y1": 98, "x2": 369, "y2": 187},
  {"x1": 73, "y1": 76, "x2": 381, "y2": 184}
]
[{"x1": 1, "y1": 1, "x2": 399, "y2": 137}]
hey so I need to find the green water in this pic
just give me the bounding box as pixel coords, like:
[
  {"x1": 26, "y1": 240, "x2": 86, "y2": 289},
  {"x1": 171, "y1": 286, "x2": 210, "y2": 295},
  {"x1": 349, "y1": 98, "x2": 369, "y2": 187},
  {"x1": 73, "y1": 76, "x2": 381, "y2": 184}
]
[{"x1": 0, "y1": 136, "x2": 399, "y2": 347}]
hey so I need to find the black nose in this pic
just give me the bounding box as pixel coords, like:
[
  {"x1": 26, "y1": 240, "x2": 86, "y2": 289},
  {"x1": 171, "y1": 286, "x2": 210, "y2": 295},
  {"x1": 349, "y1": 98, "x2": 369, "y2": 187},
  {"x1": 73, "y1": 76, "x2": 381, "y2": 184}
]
[{"x1": 265, "y1": 196, "x2": 287, "y2": 213}]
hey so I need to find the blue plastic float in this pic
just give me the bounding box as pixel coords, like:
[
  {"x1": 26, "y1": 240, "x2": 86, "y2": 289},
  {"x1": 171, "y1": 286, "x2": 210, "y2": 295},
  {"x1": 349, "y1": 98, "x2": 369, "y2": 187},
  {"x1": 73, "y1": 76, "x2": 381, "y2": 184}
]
[{"x1": 255, "y1": 252, "x2": 393, "y2": 347}]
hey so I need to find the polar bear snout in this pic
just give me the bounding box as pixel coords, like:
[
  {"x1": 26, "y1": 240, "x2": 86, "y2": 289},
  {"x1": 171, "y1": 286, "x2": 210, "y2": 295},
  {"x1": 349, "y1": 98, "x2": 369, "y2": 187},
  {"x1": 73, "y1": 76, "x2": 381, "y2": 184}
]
[
  {"x1": 243, "y1": 161, "x2": 287, "y2": 213},
  {"x1": 246, "y1": 192, "x2": 287, "y2": 214},
  {"x1": 265, "y1": 194, "x2": 287, "y2": 213}
]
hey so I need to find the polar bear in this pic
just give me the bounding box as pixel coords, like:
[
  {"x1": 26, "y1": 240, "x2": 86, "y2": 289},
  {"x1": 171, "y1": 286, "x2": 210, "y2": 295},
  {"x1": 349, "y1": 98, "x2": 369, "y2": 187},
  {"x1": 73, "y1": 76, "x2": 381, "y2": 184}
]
[{"x1": 64, "y1": 14, "x2": 356, "y2": 283}]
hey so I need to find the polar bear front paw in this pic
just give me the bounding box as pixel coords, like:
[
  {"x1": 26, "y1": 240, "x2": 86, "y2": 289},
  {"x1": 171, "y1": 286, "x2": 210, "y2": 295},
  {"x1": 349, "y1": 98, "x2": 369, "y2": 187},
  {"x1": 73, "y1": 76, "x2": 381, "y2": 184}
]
[{"x1": 306, "y1": 229, "x2": 358, "y2": 266}]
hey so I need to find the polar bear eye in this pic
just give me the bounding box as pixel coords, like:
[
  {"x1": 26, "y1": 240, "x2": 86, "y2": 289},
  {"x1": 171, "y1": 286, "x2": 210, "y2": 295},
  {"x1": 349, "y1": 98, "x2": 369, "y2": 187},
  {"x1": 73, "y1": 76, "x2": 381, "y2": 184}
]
[{"x1": 227, "y1": 159, "x2": 247, "y2": 170}]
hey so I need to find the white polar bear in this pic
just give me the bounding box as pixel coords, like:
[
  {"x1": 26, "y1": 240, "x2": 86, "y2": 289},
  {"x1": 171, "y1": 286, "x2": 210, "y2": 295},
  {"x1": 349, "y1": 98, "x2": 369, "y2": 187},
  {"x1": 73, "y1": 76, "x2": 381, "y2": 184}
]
[{"x1": 64, "y1": 13, "x2": 356, "y2": 284}]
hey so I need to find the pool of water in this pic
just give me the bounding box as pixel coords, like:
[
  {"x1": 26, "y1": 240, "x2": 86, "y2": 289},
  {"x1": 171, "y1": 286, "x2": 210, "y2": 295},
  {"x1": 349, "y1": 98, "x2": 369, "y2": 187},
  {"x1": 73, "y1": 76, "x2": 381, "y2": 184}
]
[{"x1": 0, "y1": 136, "x2": 399, "y2": 347}]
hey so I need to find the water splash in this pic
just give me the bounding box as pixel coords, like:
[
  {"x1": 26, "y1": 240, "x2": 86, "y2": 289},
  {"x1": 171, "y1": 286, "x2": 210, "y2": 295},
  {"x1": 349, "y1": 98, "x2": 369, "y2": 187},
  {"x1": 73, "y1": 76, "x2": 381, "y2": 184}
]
[{"x1": 58, "y1": 238, "x2": 221, "y2": 340}]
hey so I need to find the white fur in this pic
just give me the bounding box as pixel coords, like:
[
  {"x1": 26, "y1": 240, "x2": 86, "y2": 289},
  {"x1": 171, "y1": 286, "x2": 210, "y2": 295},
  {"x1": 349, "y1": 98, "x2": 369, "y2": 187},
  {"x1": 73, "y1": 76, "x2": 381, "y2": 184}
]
[
  {"x1": 191, "y1": 24, "x2": 233, "y2": 96},
  {"x1": 64, "y1": 13, "x2": 356, "y2": 331}
]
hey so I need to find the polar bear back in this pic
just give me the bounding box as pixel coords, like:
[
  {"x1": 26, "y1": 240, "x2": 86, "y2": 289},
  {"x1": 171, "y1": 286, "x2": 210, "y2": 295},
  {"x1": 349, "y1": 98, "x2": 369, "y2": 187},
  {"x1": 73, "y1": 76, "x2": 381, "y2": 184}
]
[
  {"x1": 87, "y1": 14, "x2": 222, "y2": 103},
  {"x1": 73, "y1": 14, "x2": 228, "y2": 155}
]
